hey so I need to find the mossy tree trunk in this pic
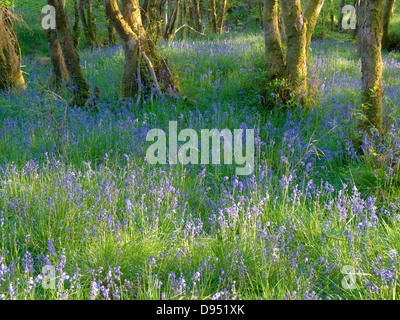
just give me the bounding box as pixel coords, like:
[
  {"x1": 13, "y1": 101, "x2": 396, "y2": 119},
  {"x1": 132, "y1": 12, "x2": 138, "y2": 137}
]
[
  {"x1": 104, "y1": 0, "x2": 175, "y2": 99},
  {"x1": 281, "y1": 0, "x2": 308, "y2": 91},
  {"x1": 210, "y1": 0, "x2": 218, "y2": 33},
  {"x1": 263, "y1": 0, "x2": 285, "y2": 78},
  {"x1": 357, "y1": 0, "x2": 385, "y2": 134},
  {"x1": 73, "y1": 0, "x2": 81, "y2": 48},
  {"x1": 106, "y1": 16, "x2": 116, "y2": 45},
  {"x1": 46, "y1": 28, "x2": 68, "y2": 90},
  {"x1": 264, "y1": 0, "x2": 325, "y2": 98},
  {"x1": 0, "y1": 8, "x2": 26, "y2": 91},
  {"x1": 104, "y1": 0, "x2": 139, "y2": 98},
  {"x1": 278, "y1": 1, "x2": 287, "y2": 43},
  {"x1": 48, "y1": 0, "x2": 90, "y2": 107},
  {"x1": 329, "y1": 0, "x2": 334, "y2": 30},
  {"x1": 382, "y1": 0, "x2": 395, "y2": 50},
  {"x1": 304, "y1": 0, "x2": 325, "y2": 56}
]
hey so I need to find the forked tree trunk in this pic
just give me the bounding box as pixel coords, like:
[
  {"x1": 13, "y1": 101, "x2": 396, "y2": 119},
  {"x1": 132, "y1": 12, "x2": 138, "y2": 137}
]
[
  {"x1": 46, "y1": 28, "x2": 68, "y2": 89},
  {"x1": 192, "y1": 0, "x2": 202, "y2": 33},
  {"x1": 281, "y1": 0, "x2": 308, "y2": 91},
  {"x1": 304, "y1": 0, "x2": 325, "y2": 56},
  {"x1": 357, "y1": 0, "x2": 385, "y2": 134},
  {"x1": 264, "y1": 0, "x2": 325, "y2": 102},
  {"x1": 382, "y1": 0, "x2": 395, "y2": 50},
  {"x1": 104, "y1": 0, "x2": 175, "y2": 98},
  {"x1": 48, "y1": 0, "x2": 90, "y2": 107},
  {"x1": 263, "y1": 0, "x2": 285, "y2": 78},
  {"x1": 0, "y1": 8, "x2": 26, "y2": 91}
]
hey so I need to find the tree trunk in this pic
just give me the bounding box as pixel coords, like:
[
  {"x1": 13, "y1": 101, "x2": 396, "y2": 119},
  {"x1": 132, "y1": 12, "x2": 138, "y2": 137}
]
[
  {"x1": 353, "y1": 0, "x2": 359, "y2": 40},
  {"x1": 104, "y1": 0, "x2": 175, "y2": 98},
  {"x1": 46, "y1": 28, "x2": 68, "y2": 89},
  {"x1": 183, "y1": 1, "x2": 190, "y2": 39},
  {"x1": 357, "y1": 0, "x2": 385, "y2": 134},
  {"x1": 263, "y1": 0, "x2": 285, "y2": 79},
  {"x1": 278, "y1": 2, "x2": 287, "y2": 43},
  {"x1": 217, "y1": 0, "x2": 228, "y2": 34},
  {"x1": 192, "y1": 0, "x2": 202, "y2": 33},
  {"x1": 210, "y1": 0, "x2": 218, "y2": 33},
  {"x1": 87, "y1": 0, "x2": 97, "y2": 46},
  {"x1": 48, "y1": 0, "x2": 90, "y2": 107},
  {"x1": 104, "y1": 0, "x2": 139, "y2": 98},
  {"x1": 73, "y1": 0, "x2": 81, "y2": 48},
  {"x1": 329, "y1": 0, "x2": 334, "y2": 31},
  {"x1": 0, "y1": 8, "x2": 26, "y2": 91},
  {"x1": 79, "y1": 0, "x2": 97, "y2": 48},
  {"x1": 106, "y1": 17, "x2": 117, "y2": 45},
  {"x1": 164, "y1": 0, "x2": 180, "y2": 41},
  {"x1": 304, "y1": 0, "x2": 325, "y2": 56},
  {"x1": 338, "y1": 0, "x2": 346, "y2": 32},
  {"x1": 281, "y1": 0, "x2": 308, "y2": 91},
  {"x1": 382, "y1": 0, "x2": 395, "y2": 50}
]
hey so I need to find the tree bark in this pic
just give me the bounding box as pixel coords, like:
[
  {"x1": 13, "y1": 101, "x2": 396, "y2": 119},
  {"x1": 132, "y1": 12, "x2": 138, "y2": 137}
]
[
  {"x1": 304, "y1": 0, "x2": 325, "y2": 56},
  {"x1": 106, "y1": 16, "x2": 117, "y2": 45},
  {"x1": 338, "y1": 0, "x2": 346, "y2": 32},
  {"x1": 329, "y1": 0, "x2": 334, "y2": 31},
  {"x1": 357, "y1": 0, "x2": 385, "y2": 134},
  {"x1": 164, "y1": 0, "x2": 180, "y2": 41},
  {"x1": 217, "y1": 0, "x2": 228, "y2": 34},
  {"x1": 281, "y1": 0, "x2": 308, "y2": 91},
  {"x1": 263, "y1": 0, "x2": 285, "y2": 79},
  {"x1": 210, "y1": 0, "x2": 218, "y2": 33},
  {"x1": 192, "y1": 0, "x2": 202, "y2": 33},
  {"x1": 48, "y1": 0, "x2": 90, "y2": 107},
  {"x1": 104, "y1": 0, "x2": 175, "y2": 98},
  {"x1": 79, "y1": 0, "x2": 97, "y2": 48},
  {"x1": 73, "y1": 0, "x2": 81, "y2": 48},
  {"x1": 46, "y1": 28, "x2": 68, "y2": 89},
  {"x1": 382, "y1": 0, "x2": 395, "y2": 50},
  {"x1": 104, "y1": 0, "x2": 140, "y2": 98},
  {"x1": 0, "y1": 8, "x2": 26, "y2": 91}
]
